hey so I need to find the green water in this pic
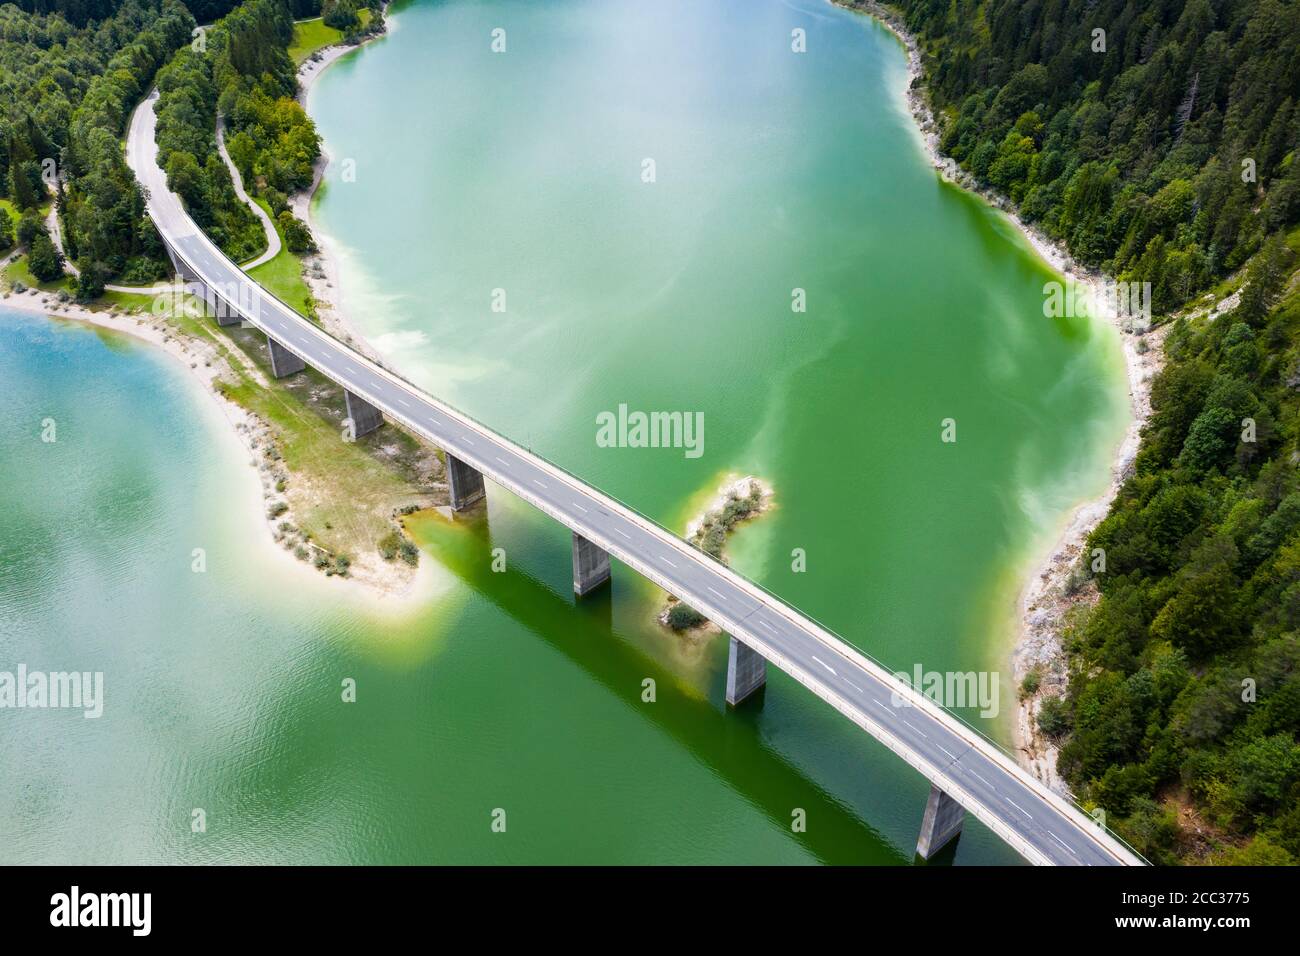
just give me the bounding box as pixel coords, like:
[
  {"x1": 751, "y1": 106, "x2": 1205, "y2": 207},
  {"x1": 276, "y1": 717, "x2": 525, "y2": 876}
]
[{"x1": 0, "y1": 0, "x2": 1127, "y2": 865}]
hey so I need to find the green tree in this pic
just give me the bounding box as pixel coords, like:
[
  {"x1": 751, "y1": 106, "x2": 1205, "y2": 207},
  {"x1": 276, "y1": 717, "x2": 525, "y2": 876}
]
[
  {"x1": 277, "y1": 210, "x2": 315, "y2": 253},
  {"x1": 1150, "y1": 563, "x2": 1239, "y2": 660},
  {"x1": 27, "y1": 230, "x2": 64, "y2": 281}
]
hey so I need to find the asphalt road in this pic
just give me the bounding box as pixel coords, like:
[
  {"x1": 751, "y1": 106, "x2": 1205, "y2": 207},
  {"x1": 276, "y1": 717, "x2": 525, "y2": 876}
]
[{"x1": 126, "y1": 91, "x2": 1141, "y2": 867}]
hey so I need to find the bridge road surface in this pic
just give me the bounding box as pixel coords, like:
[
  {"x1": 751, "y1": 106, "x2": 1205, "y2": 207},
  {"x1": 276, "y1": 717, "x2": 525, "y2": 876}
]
[{"x1": 126, "y1": 90, "x2": 1141, "y2": 867}]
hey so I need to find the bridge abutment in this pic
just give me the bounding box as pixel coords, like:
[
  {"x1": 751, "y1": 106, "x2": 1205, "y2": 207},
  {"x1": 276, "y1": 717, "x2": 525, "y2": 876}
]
[
  {"x1": 572, "y1": 532, "x2": 611, "y2": 596},
  {"x1": 344, "y1": 390, "x2": 383, "y2": 439},
  {"x1": 915, "y1": 784, "x2": 966, "y2": 859},
  {"x1": 266, "y1": 335, "x2": 305, "y2": 378},
  {"x1": 446, "y1": 453, "x2": 486, "y2": 511},
  {"x1": 725, "y1": 635, "x2": 767, "y2": 706}
]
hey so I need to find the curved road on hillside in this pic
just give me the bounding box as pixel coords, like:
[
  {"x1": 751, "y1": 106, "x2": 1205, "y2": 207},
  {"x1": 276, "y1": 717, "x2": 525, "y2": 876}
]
[{"x1": 126, "y1": 89, "x2": 1141, "y2": 867}]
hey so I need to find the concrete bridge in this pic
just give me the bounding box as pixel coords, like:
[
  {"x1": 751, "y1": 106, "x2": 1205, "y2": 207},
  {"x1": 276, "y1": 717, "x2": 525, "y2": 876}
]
[{"x1": 126, "y1": 90, "x2": 1143, "y2": 867}]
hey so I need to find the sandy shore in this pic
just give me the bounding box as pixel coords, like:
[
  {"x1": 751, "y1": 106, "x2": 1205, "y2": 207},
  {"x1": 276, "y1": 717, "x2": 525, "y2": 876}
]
[
  {"x1": 832, "y1": 1, "x2": 1173, "y2": 788},
  {"x1": 1, "y1": 283, "x2": 435, "y2": 611}
]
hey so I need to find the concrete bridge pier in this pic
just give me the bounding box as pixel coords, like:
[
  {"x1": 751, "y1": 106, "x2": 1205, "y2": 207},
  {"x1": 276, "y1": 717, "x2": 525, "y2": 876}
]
[
  {"x1": 344, "y1": 389, "x2": 383, "y2": 439},
  {"x1": 725, "y1": 635, "x2": 767, "y2": 706},
  {"x1": 164, "y1": 247, "x2": 237, "y2": 326},
  {"x1": 190, "y1": 280, "x2": 240, "y2": 326},
  {"x1": 164, "y1": 243, "x2": 192, "y2": 284},
  {"x1": 915, "y1": 784, "x2": 966, "y2": 859},
  {"x1": 446, "y1": 453, "x2": 486, "y2": 511},
  {"x1": 572, "y1": 532, "x2": 611, "y2": 596},
  {"x1": 266, "y1": 335, "x2": 305, "y2": 378}
]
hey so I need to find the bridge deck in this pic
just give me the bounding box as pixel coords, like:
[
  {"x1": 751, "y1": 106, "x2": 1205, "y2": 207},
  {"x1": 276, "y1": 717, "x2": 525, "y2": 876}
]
[{"x1": 126, "y1": 90, "x2": 1140, "y2": 867}]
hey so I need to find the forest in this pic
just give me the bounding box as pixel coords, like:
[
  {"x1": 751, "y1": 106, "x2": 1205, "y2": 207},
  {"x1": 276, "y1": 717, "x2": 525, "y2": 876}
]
[
  {"x1": 5, "y1": 0, "x2": 1300, "y2": 867},
  {"x1": 894, "y1": 0, "x2": 1300, "y2": 312},
  {"x1": 1, "y1": 0, "x2": 374, "y2": 297},
  {"x1": 885, "y1": 0, "x2": 1300, "y2": 863},
  {"x1": 1, "y1": 0, "x2": 195, "y2": 294},
  {"x1": 153, "y1": 0, "x2": 315, "y2": 264},
  {"x1": 153, "y1": 0, "x2": 382, "y2": 265}
]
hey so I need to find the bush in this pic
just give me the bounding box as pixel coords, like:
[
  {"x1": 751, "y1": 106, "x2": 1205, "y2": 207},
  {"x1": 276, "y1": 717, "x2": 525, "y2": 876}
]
[
  {"x1": 377, "y1": 529, "x2": 401, "y2": 561},
  {"x1": 1036, "y1": 696, "x2": 1069, "y2": 738},
  {"x1": 277, "y1": 211, "x2": 315, "y2": 254},
  {"x1": 666, "y1": 603, "x2": 707, "y2": 631}
]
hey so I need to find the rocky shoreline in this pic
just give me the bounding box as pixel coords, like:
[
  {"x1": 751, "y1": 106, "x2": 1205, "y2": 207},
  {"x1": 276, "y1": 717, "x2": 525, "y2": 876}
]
[{"x1": 832, "y1": 0, "x2": 1171, "y2": 789}]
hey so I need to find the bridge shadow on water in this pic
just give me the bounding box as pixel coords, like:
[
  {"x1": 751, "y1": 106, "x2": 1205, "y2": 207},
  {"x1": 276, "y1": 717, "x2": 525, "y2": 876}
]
[{"x1": 413, "y1": 504, "x2": 917, "y2": 866}]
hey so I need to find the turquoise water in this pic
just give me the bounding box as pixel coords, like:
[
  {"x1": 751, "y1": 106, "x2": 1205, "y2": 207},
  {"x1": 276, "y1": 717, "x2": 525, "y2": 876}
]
[{"x1": 0, "y1": 0, "x2": 1127, "y2": 865}]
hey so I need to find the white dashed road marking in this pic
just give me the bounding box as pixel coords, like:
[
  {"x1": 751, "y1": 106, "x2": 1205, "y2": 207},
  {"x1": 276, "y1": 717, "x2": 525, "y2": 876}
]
[
  {"x1": 1048, "y1": 832, "x2": 1078, "y2": 857},
  {"x1": 1005, "y1": 798, "x2": 1033, "y2": 820}
]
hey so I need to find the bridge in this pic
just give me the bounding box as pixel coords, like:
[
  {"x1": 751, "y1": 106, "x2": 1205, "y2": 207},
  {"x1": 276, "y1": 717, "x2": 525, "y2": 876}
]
[{"x1": 126, "y1": 89, "x2": 1142, "y2": 867}]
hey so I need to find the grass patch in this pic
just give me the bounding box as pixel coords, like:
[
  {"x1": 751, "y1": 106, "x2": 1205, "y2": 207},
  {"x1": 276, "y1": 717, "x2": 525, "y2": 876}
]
[
  {"x1": 0, "y1": 198, "x2": 19, "y2": 231},
  {"x1": 289, "y1": 11, "x2": 370, "y2": 65},
  {"x1": 289, "y1": 18, "x2": 343, "y2": 64},
  {"x1": 2, "y1": 253, "x2": 75, "y2": 295},
  {"x1": 247, "y1": 197, "x2": 315, "y2": 317},
  {"x1": 209, "y1": 316, "x2": 436, "y2": 560}
]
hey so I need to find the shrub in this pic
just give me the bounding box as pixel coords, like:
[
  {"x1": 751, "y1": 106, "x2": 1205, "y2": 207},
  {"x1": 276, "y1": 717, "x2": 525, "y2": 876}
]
[
  {"x1": 666, "y1": 603, "x2": 707, "y2": 631},
  {"x1": 1037, "y1": 696, "x2": 1070, "y2": 738}
]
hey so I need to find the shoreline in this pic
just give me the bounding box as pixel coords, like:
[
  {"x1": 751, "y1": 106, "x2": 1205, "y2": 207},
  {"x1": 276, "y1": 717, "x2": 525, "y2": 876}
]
[
  {"x1": 0, "y1": 285, "x2": 436, "y2": 614},
  {"x1": 834, "y1": 1, "x2": 1167, "y2": 788},
  {"x1": 287, "y1": 0, "x2": 1160, "y2": 762},
  {"x1": 291, "y1": 9, "x2": 394, "y2": 369}
]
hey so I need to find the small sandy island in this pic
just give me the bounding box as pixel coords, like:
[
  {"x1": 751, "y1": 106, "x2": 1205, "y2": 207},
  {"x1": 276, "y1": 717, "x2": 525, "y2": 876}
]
[{"x1": 659, "y1": 475, "x2": 774, "y2": 639}]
